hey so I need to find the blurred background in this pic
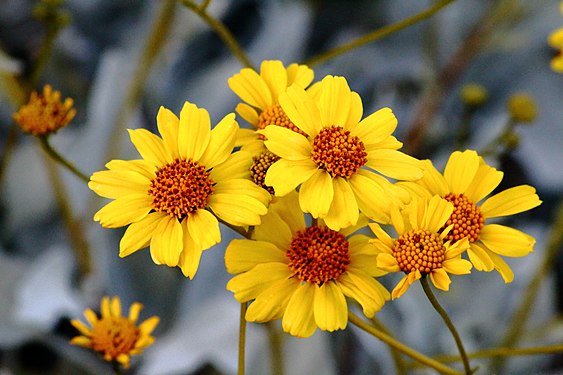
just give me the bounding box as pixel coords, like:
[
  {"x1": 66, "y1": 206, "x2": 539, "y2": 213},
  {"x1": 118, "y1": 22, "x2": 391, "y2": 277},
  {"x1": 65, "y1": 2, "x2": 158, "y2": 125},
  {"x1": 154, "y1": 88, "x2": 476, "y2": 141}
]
[{"x1": 0, "y1": 0, "x2": 562, "y2": 374}]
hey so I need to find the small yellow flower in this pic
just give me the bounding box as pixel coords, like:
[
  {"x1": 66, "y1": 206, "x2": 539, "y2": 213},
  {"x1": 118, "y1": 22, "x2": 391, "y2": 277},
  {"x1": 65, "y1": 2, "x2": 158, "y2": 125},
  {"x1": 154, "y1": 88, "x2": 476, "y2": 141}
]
[
  {"x1": 460, "y1": 83, "x2": 488, "y2": 108},
  {"x1": 398, "y1": 150, "x2": 542, "y2": 282},
  {"x1": 261, "y1": 75, "x2": 422, "y2": 230},
  {"x1": 13, "y1": 84, "x2": 76, "y2": 136},
  {"x1": 70, "y1": 296, "x2": 159, "y2": 369},
  {"x1": 371, "y1": 195, "x2": 473, "y2": 299},
  {"x1": 507, "y1": 93, "x2": 537, "y2": 123},
  {"x1": 548, "y1": 3, "x2": 563, "y2": 73},
  {"x1": 89, "y1": 102, "x2": 270, "y2": 278},
  {"x1": 225, "y1": 192, "x2": 390, "y2": 338},
  {"x1": 228, "y1": 60, "x2": 314, "y2": 154}
]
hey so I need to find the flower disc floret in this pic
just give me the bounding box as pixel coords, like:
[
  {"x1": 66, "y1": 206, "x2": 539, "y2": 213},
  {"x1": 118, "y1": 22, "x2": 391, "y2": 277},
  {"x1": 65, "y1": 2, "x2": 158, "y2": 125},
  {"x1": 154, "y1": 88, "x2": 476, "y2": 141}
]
[
  {"x1": 90, "y1": 316, "x2": 140, "y2": 359},
  {"x1": 287, "y1": 226, "x2": 350, "y2": 285},
  {"x1": 393, "y1": 229, "x2": 446, "y2": 274},
  {"x1": 250, "y1": 151, "x2": 280, "y2": 194},
  {"x1": 442, "y1": 193, "x2": 484, "y2": 243},
  {"x1": 311, "y1": 126, "x2": 367, "y2": 178},
  {"x1": 149, "y1": 158, "x2": 214, "y2": 218},
  {"x1": 258, "y1": 104, "x2": 306, "y2": 136}
]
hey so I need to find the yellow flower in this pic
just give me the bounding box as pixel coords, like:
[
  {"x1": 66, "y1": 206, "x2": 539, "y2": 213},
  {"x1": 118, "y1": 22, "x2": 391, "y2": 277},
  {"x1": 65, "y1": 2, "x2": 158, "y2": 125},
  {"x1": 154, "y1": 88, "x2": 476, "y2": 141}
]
[
  {"x1": 261, "y1": 75, "x2": 422, "y2": 230},
  {"x1": 371, "y1": 195, "x2": 473, "y2": 299},
  {"x1": 228, "y1": 60, "x2": 314, "y2": 154},
  {"x1": 13, "y1": 84, "x2": 76, "y2": 136},
  {"x1": 399, "y1": 150, "x2": 542, "y2": 282},
  {"x1": 225, "y1": 192, "x2": 390, "y2": 338},
  {"x1": 548, "y1": 3, "x2": 563, "y2": 73},
  {"x1": 89, "y1": 102, "x2": 270, "y2": 278},
  {"x1": 70, "y1": 296, "x2": 159, "y2": 369}
]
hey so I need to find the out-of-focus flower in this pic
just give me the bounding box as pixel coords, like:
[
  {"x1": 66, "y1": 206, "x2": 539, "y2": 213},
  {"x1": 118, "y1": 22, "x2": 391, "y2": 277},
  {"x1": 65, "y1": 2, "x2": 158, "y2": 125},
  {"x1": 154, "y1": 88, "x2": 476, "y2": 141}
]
[
  {"x1": 70, "y1": 296, "x2": 159, "y2": 369},
  {"x1": 460, "y1": 83, "x2": 488, "y2": 108},
  {"x1": 12, "y1": 85, "x2": 76, "y2": 136},
  {"x1": 548, "y1": 3, "x2": 563, "y2": 73},
  {"x1": 398, "y1": 150, "x2": 542, "y2": 282},
  {"x1": 507, "y1": 93, "x2": 538, "y2": 123},
  {"x1": 88, "y1": 102, "x2": 270, "y2": 278},
  {"x1": 228, "y1": 60, "x2": 314, "y2": 154},
  {"x1": 371, "y1": 195, "x2": 472, "y2": 299},
  {"x1": 261, "y1": 75, "x2": 422, "y2": 230},
  {"x1": 225, "y1": 192, "x2": 389, "y2": 338}
]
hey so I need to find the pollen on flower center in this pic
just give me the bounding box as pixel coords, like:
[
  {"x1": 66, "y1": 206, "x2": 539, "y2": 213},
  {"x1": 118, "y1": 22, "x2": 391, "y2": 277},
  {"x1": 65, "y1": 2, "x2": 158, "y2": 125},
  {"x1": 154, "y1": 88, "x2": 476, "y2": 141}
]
[
  {"x1": 287, "y1": 226, "x2": 350, "y2": 285},
  {"x1": 250, "y1": 151, "x2": 280, "y2": 194},
  {"x1": 258, "y1": 104, "x2": 307, "y2": 136},
  {"x1": 441, "y1": 193, "x2": 485, "y2": 243},
  {"x1": 310, "y1": 126, "x2": 367, "y2": 178},
  {"x1": 393, "y1": 229, "x2": 446, "y2": 274},
  {"x1": 149, "y1": 158, "x2": 214, "y2": 219},
  {"x1": 90, "y1": 317, "x2": 139, "y2": 358}
]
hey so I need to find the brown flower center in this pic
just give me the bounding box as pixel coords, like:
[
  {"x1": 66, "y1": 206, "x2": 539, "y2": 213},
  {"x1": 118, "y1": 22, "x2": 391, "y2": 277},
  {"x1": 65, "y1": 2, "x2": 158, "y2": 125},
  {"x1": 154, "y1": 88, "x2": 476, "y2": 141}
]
[
  {"x1": 287, "y1": 226, "x2": 350, "y2": 285},
  {"x1": 250, "y1": 151, "x2": 280, "y2": 194},
  {"x1": 149, "y1": 158, "x2": 214, "y2": 219},
  {"x1": 311, "y1": 126, "x2": 367, "y2": 178},
  {"x1": 90, "y1": 317, "x2": 139, "y2": 359},
  {"x1": 441, "y1": 193, "x2": 485, "y2": 243},
  {"x1": 393, "y1": 229, "x2": 446, "y2": 274},
  {"x1": 258, "y1": 104, "x2": 307, "y2": 136}
]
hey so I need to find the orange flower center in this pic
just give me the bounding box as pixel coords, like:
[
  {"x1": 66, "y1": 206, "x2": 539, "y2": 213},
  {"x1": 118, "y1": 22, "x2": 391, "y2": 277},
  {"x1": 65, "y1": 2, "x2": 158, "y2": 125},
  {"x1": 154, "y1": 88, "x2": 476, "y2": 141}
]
[
  {"x1": 393, "y1": 229, "x2": 446, "y2": 274},
  {"x1": 287, "y1": 226, "x2": 350, "y2": 285},
  {"x1": 12, "y1": 85, "x2": 76, "y2": 136},
  {"x1": 258, "y1": 104, "x2": 307, "y2": 136},
  {"x1": 250, "y1": 151, "x2": 280, "y2": 194},
  {"x1": 90, "y1": 317, "x2": 140, "y2": 359},
  {"x1": 441, "y1": 193, "x2": 485, "y2": 243},
  {"x1": 311, "y1": 126, "x2": 367, "y2": 178},
  {"x1": 149, "y1": 158, "x2": 214, "y2": 219}
]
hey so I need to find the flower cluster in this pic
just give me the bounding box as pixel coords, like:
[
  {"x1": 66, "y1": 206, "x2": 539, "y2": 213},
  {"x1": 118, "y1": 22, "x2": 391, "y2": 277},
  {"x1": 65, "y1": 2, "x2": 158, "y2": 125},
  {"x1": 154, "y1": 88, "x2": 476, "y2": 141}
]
[
  {"x1": 87, "y1": 60, "x2": 541, "y2": 339},
  {"x1": 549, "y1": 2, "x2": 563, "y2": 73}
]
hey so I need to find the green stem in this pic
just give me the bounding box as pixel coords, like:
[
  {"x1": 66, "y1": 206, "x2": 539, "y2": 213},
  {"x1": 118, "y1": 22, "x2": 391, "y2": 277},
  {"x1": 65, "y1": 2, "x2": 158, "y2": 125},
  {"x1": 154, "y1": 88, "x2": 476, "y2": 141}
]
[
  {"x1": 370, "y1": 316, "x2": 407, "y2": 375},
  {"x1": 480, "y1": 118, "x2": 516, "y2": 157},
  {"x1": 39, "y1": 136, "x2": 89, "y2": 183},
  {"x1": 104, "y1": 0, "x2": 176, "y2": 162},
  {"x1": 199, "y1": 0, "x2": 212, "y2": 11},
  {"x1": 0, "y1": 124, "x2": 20, "y2": 187},
  {"x1": 348, "y1": 311, "x2": 463, "y2": 375},
  {"x1": 434, "y1": 343, "x2": 563, "y2": 364},
  {"x1": 238, "y1": 302, "x2": 248, "y2": 375},
  {"x1": 265, "y1": 322, "x2": 284, "y2": 375},
  {"x1": 491, "y1": 200, "x2": 563, "y2": 373},
  {"x1": 420, "y1": 277, "x2": 471, "y2": 375},
  {"x1": 181, "y1": 0, "x2": 254, "y2": 69},
  {"x1": 305, "y1": 0, "x2": 455, "y2": 67}
]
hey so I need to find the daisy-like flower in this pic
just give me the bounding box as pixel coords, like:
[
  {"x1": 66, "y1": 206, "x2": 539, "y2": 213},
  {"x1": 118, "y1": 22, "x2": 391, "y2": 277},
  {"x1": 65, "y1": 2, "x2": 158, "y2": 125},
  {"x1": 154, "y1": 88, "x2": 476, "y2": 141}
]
[
  {"x1": 371, "y1": 195, "x2": 473, "y2": 299},
  {"x1": 548, "y1": 2, "x2": 563, "y2": 73},
  {"x1": 225, "y1": 191, "x2": 390, "y2": 338},
  {"x1": 89, "y1": 102, "x2": 270, "y2": 278},
  {"x1": 260, "y1": 75, "x2": 422, "y2": 230},
  {"x1": 13, "y1": 84, "x2": 76, "y2": 136},
  {"x1": 228, "y1": 60, "x2": 314, "y2": 154},
  {"x1": 70, "y1": 296, "x2": 159, "y2": 369},
  {"x1": 398, "y1": 150, "x2": 542, "y2": 282}
]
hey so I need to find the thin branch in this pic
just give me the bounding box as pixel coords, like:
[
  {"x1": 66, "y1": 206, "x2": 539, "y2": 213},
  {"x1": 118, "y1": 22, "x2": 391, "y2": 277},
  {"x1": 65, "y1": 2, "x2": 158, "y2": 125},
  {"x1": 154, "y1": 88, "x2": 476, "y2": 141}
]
[
  {"x1": 39, "y1": 136, "x2": 90, "y2": 183},
  {"x1": 238, "y1": 302, "x2": 248, "y2": 375}
]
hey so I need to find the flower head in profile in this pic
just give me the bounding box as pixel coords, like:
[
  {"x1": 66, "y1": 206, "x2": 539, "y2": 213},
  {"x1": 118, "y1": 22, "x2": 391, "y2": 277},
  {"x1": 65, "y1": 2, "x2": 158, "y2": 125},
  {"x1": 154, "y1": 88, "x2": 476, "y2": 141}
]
[
  {"x1": 261, "y1": 75, "x2": 422, "y2": 230},
  {"x1": 89, "y1": 102, "x2": 270, "y2": 278},
  {"x1": 548, "y1": 3, "x2": 563, "y2": 73},
  {"x1": 13, "y1": 84, "x2": 76, "y2": 136},
  {"x1": 398, "y1": 150, "x2": 541, "y2": 282},
  {"x1": 228, "y1": 60, "x2": 314, "y2": 154},
  {"x1": 225, "y1": 191, "x2": 390, "y2": 338},
  {"x1": 371, "y1": 195, "x2": 473, "y2": 299},
  {"x1": 70, "y1": 296, "x2": 159, "y2": 369}
]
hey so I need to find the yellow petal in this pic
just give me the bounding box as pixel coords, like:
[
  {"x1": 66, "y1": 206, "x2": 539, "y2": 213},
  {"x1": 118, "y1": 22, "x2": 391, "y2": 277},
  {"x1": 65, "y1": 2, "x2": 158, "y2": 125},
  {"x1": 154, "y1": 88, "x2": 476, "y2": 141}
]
[
  {"x1": 70, "y1": 319, "x2": 92, "y2": 336},
  {"x1": 228, "y1": 68, "x2": 272, "y2": 109},
  {"x1": 286, "y1": 63, "x2": 314, "y2": 88},
  {"x1": 265, "y1": 158, "x2": 318, "y2": 196},
  {"x1": 69, "y1": 336, "x2": 92, "y2": 348},
  {"x1": 101, "y1": 297, "x2": 111, "y2": 318},
  {"x1": 149, "y1": 215, "x2": 183, "y2": 267},
  {"x1": 178, "y1": 101, "x2": 211, "y2": 161},
  {"x1": 480, "y1": 185, "x2": 541, "y2": 218},
  {"x1": 429, "y1": 269, "x2": 451, "y2": 291},
  {"x1": 282, "y1": 283, "x2": 317, "y2": 338},
  {"x1": 119, "y1": 212, "x2": 164, "y2": 257},
  {"x1": 463, "y1": 163, "x2": 503, "y2": 203},
  {"x1": 391, "y1": 275, "x2": 413, "y2": 299},
  {"x1": 422, "y1": 195, "x2": 454, "y2": 233},
  {"x1": 415, "y1": 159, "x2": 449, "y2": 197},
  {"x1": 466, "y1": 243, "x2": 494, "y2": 271},
  {"x1": 376, "y1": 253, "x2": 401, "y2": 272},
  {"x1": 344, "y1": 92, "x2": 363, "y2": 131},
  {"x1": 318, "y1": 75, "x2": 352, "y2": 128},
  {"x1": 139, "y1": 316, "x2": 159, "y2": 336},
  {"x1": 270, "y1": 190, "x2": 307, "y2": 234},
  {"x1": 443, "y1": 150, "x2": 479, "y2": 194},
  {"x1": 187, "y1": 209, "x2": 220, "y2": 250},
  {"x1": 88, "y1": 170, "x2": 150, "y2": 199},
  {"x1": 84, "y1": 309, "x2": 98, "y2": 326},
  {"x1": 254, "y1": 210, "x2": 293, "y2": 251},
  {"x1": 299, "y1": 169, "x2": 334, "y2": 218},
  {"x1": 105, "y1": 159, "x2": 156, "y2": 179},
  {"x1": 352, "y1": 107, "x2": 397, "y2": 145},
  {"x1": 128, "y1": 302, "x2": 143, "y2": 323},
  {"x1": 225, "y1": 239, "x2": 287, "y2": 274},
  {"x1": 368, "y1": 222, "x2": 394, "y2": 248},
  {"x1": 338, "y1": 271, "x2": 389, "y2": 318},
  {"x1": 260, "y1": 60, "x2": 288, "y2": 101},
  {"x1": 198, "y1": 113, "x2": 238, "y2": 168},
  {"x1": 246, "y1": 277, "x2": 298, "y2": 322},
  {"x1": 487, "y1": 250, "x2": 514, "y2": 283},
  {"x1": 178, "y1": 224, "x2": 202, "y2": 279},
  {"x1": 261, "y1": 125, "x2": 312, "y2": 160},
  {"x1": 313, "y1": 282, "x2": 347, "y2": 332},
  {"x1": 156, "y1": 106, "x2": 180, "y2": 159},
  {"x1": 226, "y1": 263, "x2": 290, "y2": 302},
  {"x1": 365, "y1": 149, "x2": 423, "y2": 181},
  {"x1": 128, "y1": 128, "x2": 171, "y2": 166},
  {"x1": 235, "y1": 103, "x2": 260, "y2": 128},
  {"x1": 323, "y1": 177, "x2": 359, "y2": 231},
  {"x1": 278, "y1": 85, "x2": 322, "y2": 136},
  {"x1": 479, "y1": 224, "x2": 535, "y2": 257},
  {"x1": 93, "y1": 194, "x2": 153, "y2": 228},
  {"x1": 208, "y1": 193, "x2": 267, "y2": 227},
  {"x1": 210, "y1": 151, "x2": 252, "y2": 181},
  {"x1": 213, "y1": 179, "x2": 271, "y2": 206},
  {"x1": 110, "y1": 296, "x2": 121, "y2": 317},
  {"x1": 348, "y1": 171, "x2": 391, "y2": 223},
  {"x1": 442, "y1": 258, "x2": 472, "y2": 275}
]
